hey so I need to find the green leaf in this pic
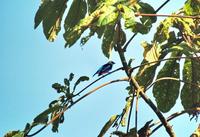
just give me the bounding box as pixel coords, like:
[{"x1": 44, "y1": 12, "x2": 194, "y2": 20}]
[
  {"x1": 51, "y1": 111, "x2": 60, "y2": 132},
  {"x1": 69, "y1": 73, "x2": 74, "y2": 81},
  {"x1": 153, "y1": 52, "x2": 181, "y2": 113},
  {"x1": 12, "y1": 132, "x2": 24, "y2": 137},
  {"x1": 35, "y1": 0, "x2": 67, "y2": 41},
  {"x1": 167, "y1": 43, "x2": 198, "y2": 56},
  {"x1": 102, "y1": 25, "x2": 115, "y2": 58},
  {"x1": 181, "y1": 58, "x2": 200, "y2": 110},
  {"x1": 184, "y1": 0, "x2": 200, "y2": 15},
  {"x1": 154, "y1": 17, "x2": 173, "y2": 43},
  {"x1": 73, "y1": 76, "x2": 89, "y2": 91},
  {"x1": 64, "y1": 0, "x2": 87, "y2": 34},
  {"x1": 4, "y1": 131, "x2": 22, "y2": 137},
  {"x1": 135, "y1": 59, "x2": 158, "y2": 88},
  {"x1": 97, "y1": 5, "x2": 118, "y2": 26},
  {"x1": 132, "y1": 22, "x2": 150, "y2": 34},
  {"x1": 64, "y1": 5, "x2": 103, "y2": 47},
  {"x1": 23, "y1": 123, "x2": 31, "y2": 133},
  {"x1": 98, "y1": 115, "x2": 118, "y2": 137},
  {"x1": 33, "y1": 105, "x2": 61, "y2": 124},
  {"x1": 52, "y1": 83, "x2": 65, "y2": 93},
  {"x1": 138, "y1": 2, "x2": 156, "y2": 26},
  {"x1": 87, "y1": 0, "x2": 97, "y2": 14},
  {"x1": 119, "y1": 4, "x2": 135, "y2": 29},
  {"x1": 112, "y1": 128, "x2": 137, "y2": 137}
]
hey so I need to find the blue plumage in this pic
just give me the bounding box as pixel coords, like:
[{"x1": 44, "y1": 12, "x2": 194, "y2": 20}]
[{"x1": 93, "y1": 61, "x2": 115, "y2": 77}]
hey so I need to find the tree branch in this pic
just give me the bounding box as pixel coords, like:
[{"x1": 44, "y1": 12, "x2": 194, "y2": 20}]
[
  {"x1": 130, "y1": 56, "x2": 200, "y2": 75},
  {"x1": 145, "y1": 77, "x2": 200, "y2": 91},
  {"x1": 149, "y1": 107, "x2": 200, "y2": 136},
  {"x1": 135, "y1": 13, "x2": 200, "y2": 19},
  {"x1": 74, "y1": 67, "x2": 123, "y2": 96},
  {"x1": 26, "y1": 77, "x2": 128, "y2": 137},
  {"x1": 115, "y1": 21, "x2": 176, "y2": 137}
]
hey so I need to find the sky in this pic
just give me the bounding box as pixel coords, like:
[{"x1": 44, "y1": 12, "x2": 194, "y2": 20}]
[{"x1": 0, "y1": 0, "x2": 199, "y2": 137}]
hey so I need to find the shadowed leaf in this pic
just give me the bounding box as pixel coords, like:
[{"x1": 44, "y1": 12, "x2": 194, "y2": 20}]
[
  {"x1": 4, "y1": 131, "x2": 22, "y2": 137},
  {"x1": 73, "y1": 76, "x2": 89, "y2": 91},
  {"x1": 181, "y1": 58, "x2": 200, "y2": 110},
  {"x1": 153, "y1": 52, "x2": 181, "y2": 113},
  {"x1": 64, "y1": 0, "x2": 87, "y2": 34},
  {"x1": 33, "y1": 105, "x2": 61, "y2": 124},
  {"x1": 102, "y1": 25, "x2": 116, "y2": 58},
  {"x1": 35, "y1": 0, "x2": 67, "y2": 41}
]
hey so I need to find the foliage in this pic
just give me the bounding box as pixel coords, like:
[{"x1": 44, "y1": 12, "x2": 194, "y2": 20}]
[{"x1": 4, "y1": 0, "x2": 200, "y2": 137}]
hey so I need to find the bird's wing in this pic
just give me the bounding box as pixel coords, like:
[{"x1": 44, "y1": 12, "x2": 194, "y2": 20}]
[
  {"x1": 98, "y1": 64, "x2": 112, "y2": 75},
  {"x1": 93, "y1": 65, "x2": 104, "y2": 77}
]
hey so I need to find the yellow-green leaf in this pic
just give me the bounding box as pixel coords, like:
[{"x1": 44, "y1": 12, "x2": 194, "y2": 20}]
[
  {"x1": 98, "y1": 115, "x2": 118, "y2": 137},
  {"x1": 141, "y1": 42, "x2": 161, "y2": 66},
  {"x1": 97, "y1": 5, "x2": 118, "y2": 26}
]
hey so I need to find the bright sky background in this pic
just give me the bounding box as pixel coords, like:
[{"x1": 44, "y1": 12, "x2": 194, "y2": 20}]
[{"x1": 1, "y1": 0, "x2": 199, "y2": 137}]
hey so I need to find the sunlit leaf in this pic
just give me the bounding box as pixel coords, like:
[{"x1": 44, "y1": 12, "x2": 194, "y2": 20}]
[
  {"x1": 97, "y1": 5, "x2": 118, "y2": 26},
  {"x1": 73, "y1": 76, "x2": 89, "y2": 91},
  {"x1": 184, "y1": 0, "x2": 200, "y2": 15},
  {"x1": 141, "y1": 42, "x2": 161, "y2": 66},
  {"x1": 64, "y1": 5, "x2": 103, "y2": 47},
  {"x1": 181, "y1": 58, "x2": 200, "y2": 110},
  {"x1": 153, "y1": 52, "x2": 181, "y2": 113},
  {"x1": 98, "y1": 115, "x2": 118, "y2": 137},
  {"x1": 154, "y1": 18, "x2": 174, "y2": 43},
  {"x1": 121, "y1": 97, "x2": 132, "y2": 127},
  {"x1": 119, "y1": 4, "x2": 135, "y2": 29}
]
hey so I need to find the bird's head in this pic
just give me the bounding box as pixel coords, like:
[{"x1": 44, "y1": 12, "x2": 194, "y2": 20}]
[{"x1": 108, "y1": 61, "x2": 115, "y2": 65}]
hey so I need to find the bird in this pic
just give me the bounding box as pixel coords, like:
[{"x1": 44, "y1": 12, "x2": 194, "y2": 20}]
[{"x1": 93, "y1": 61, "x2": 115, "y2": 77}]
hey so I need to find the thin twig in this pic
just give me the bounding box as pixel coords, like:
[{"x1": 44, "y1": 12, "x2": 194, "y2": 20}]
[
  {"x1": 130, "y1": 56, "x2": 200, "y2": 74},
  {"x1": 127, "y1": 97, "x2": 133, "y2": 133},
  {"x1": 26, "y1": 78, "x2": 128, "y2": 137},
  {"x1": 149, "y1": 107, "x2": 200, "y2": 136},
  {"x1": 74, "y1": 67, "x2": 123, "y2": 96},
  {"x1": 135, "y1": 13, "x2": 200, "y2": 19},
  {"x1": 145, "y1": 77, "x2": 200, "y2": 91},
  {"x1": 122, "y1": 0, "x2": 171, "y2": 51}
]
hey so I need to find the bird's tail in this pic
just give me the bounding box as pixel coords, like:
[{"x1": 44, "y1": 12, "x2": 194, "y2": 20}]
[{"x1": 93, "y1": 72, "x2": 97, "y2": 77}]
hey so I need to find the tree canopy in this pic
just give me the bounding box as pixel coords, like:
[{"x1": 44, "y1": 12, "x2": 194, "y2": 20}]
[{"x1": 4, "y1": 0, "x2": 200, "y2": 137}]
